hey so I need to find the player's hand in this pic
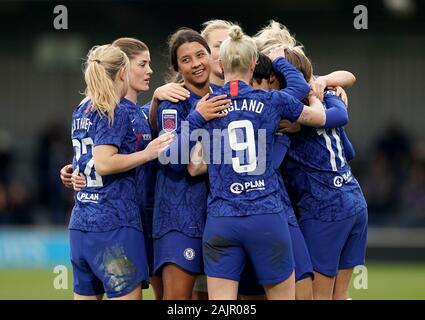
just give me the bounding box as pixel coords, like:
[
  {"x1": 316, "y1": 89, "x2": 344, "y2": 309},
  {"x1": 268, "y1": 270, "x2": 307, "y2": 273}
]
[
  {"x1": 154, "y1": 82, "x2": 190, "y2": 103},
  {"x1": 145, "y1": 132, "x2": 175, "y2": 160},
  {"x1": 190, "y1": 141, "x2": 205, "y2": 165},
  {"x1": 268, "y1": 46, "x2": 286, "y2": 62},
  {"x1": 71, "y1": 172, "x2": 86, "y2": 192},
  {"x1": 334, "y1": 86, "x2": 349, "y2": 107},
  {"x1": 196, "y1": 93, "x2": 230, "y2": 121},
  {"x1": 60, "y1": 164, "x2": 73, "y2": 188},
  {"x1": 308, "y1": 91, "x2": 321, "y2": 105},
  {"x1": 278, "y1": 119, "x2": 301, "y2": 133},
  {"x1": 311, "y1": 77, "x2": 326, "y2": 101}
]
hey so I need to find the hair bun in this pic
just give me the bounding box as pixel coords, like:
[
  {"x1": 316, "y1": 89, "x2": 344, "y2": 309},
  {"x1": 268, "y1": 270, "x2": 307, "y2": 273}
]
[{"x1": 228, "y1": 26, "x2": 243, "y2": 41}]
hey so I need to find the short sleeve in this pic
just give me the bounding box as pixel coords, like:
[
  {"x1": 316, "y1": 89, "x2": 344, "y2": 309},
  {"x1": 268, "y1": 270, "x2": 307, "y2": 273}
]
[{"x1": 94, "y1": 106, "x2": 130, "y2": 148}]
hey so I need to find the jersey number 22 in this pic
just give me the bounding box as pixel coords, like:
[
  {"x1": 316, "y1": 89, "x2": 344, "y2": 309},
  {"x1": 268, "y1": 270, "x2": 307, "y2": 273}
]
[{"x1": 72, "y1": 138, "x2": 103, "y2": 187}]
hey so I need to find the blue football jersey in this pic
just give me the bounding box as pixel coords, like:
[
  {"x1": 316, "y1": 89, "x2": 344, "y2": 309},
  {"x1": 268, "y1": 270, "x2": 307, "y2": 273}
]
[
  {"x1": 277, "y1": 170, "x2": 299, "y2": 226},
  {"x1": 283, "y1": 92, "x2": 367, "y2": 222},
  {"x1": 122, "y1": 98, "x2": 157, "y2": 234},
  {"x1": 153, "y1": 90, "x2": 208, "y2": 238},
  {"x1": 138, "y1": 102, "x2": 158, "y2": 212},
  {"x1": 202, "y1": 80, "x2": 304, "y2": 217},
  {"x1": 70, "y1": 99, "x2": 141, "y2": 232},
  {"x1": 122, "y1": 98, "x2": 154, "y2": 153},
  {"x1": 267, "y1": 56, "x2": 311, "y2": 170},
  {"x1": 340, "y1": 127, "x2": 355, "y2": 161},
  {"x1": 210, "y1": 82, "x2": 222, "y2": 93}
]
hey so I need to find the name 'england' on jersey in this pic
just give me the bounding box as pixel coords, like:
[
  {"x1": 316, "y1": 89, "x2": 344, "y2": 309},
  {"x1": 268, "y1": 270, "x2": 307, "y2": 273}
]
[
  {"x1": 70, "y1": 99, "x2": 141, "y2": 232},
  {"x1": 202, "y1": 80, "x2": 304, "y2": 217},
  {"x1": 283, "y1": 91, "x2": 367, "y2": 222}
]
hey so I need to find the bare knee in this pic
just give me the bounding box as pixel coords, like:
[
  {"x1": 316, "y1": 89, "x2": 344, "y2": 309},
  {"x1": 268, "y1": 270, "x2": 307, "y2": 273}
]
[
  {"x1": 162, "y1": 264, "x2": 196, "y2": 300},
  {"x1": 295, "y1": 277, "x2": 313, "y2": 300},
  {"x1": 333, "y1": 269, "x2": 353, "y2": 300},
  {"x1": 312, "y1": 272, "x2": 335, "y2": 300}
]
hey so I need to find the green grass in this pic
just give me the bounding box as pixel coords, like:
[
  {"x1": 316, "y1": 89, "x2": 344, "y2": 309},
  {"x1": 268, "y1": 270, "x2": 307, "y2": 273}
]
[
  {"x1": 349, "y1": 262, "x2": 425, "y2": 300},
  {"x1": 0, "y1": 262, "x2": 424, "y2": 300},
  {"x1": 0, "y1": 268, "x2": 154, "y2": 300}
]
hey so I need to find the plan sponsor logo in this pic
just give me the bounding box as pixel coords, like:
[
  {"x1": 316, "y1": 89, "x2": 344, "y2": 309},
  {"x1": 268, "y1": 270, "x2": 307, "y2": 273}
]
[
  {"x1": 230, "y1": 179, "x2": 265, "y2": 194},
  {"x1": 333, "y1": 170, "x2": 353, "y2": 187},
  {"x1": 77, "y1": 192, "x2": 99, "y2": 203}
]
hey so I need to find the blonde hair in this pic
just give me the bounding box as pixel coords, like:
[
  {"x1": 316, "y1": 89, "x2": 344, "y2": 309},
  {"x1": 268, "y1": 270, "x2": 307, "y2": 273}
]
[
  {"x1": 84, "y1": 44, "x2": 129, "y2": 124},
  {"x1": 253, "y1": 20, "x2": 299, "y2": 53},
  {"x1": 201, "y1": 19, "x2": 236, "y2": 42},
  {"x1": 220, "y1": 26, "x2": 258, "y2": 74},
  {"x1": 285, "y1": 47, "x2": 313, "y2": 82},
  {"x1": 112, "y1": 37, "x2": 148, "y2": 60}
]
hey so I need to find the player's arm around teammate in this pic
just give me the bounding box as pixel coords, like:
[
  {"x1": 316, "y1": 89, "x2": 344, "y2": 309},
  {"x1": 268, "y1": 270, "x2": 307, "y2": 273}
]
[
  {"x1": 62, "y1": 37, "x2": 186, "y2": 300},
  {"x1": 278, "y1": 59, "x2": 366, "y2": 301}
]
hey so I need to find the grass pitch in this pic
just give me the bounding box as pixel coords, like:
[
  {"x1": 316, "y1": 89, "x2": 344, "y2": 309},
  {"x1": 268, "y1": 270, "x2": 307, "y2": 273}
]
[{"x1": 0, "y1": 261, "x2": 424, "y2": 300}]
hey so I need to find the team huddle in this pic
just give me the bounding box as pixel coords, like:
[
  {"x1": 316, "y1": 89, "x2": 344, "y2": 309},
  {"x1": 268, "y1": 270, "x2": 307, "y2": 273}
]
[{"x1": 60, "y1": 19, "x2": 368, "y2": 300}]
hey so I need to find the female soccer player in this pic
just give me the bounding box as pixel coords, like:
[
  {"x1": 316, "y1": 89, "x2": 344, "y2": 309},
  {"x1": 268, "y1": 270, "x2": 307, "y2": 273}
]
[
  {"x1": 61, "y1": 37, "x2": 187, "y2": 300},
  {"x1": 188, "y1": 26, "x2": 326, "y2": 300},
  {"x1": 279, "y1": 52, "x2": 367, "y2": 300},
  {"x1": 278, "y1": 52, "x2": 367, "y2": 300},
  {"x1": 195, "y1": 19, "x2": 242, "y2": 300},
  {"x1": 111, "y1": 37, "x2": 160, "y2": 300},
  {"x1": 202, "y1": 20, "x2": 312, "y2": 300},
  {"x1": 201, "y1": 19, "x2": 237, "y2": 88},
  {"x1": 151, "y1": 27, "x2": 230, "y2": 300},
  {"x1": 245, "y1": 51, "x2": 315, "y2": 300},
  {"x1": 69, "y1": 44, "x2": 173, "y2": 300},
  {"x1": 110, "y1": 37, "x2": 191, "y2": 300},
  {"x1": 254, "y1": 20, "x2": 364, "y2": 300}
]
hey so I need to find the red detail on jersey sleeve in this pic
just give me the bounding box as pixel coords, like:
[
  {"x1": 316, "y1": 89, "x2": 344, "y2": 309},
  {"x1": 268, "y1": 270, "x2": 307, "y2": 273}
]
[{"x1": 230, "y1": 80, "x2": 239, "y2": 97}]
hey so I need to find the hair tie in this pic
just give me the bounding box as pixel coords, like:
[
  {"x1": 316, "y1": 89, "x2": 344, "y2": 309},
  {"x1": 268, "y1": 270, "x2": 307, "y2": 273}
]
[{"x1": 90, "y1": 59, "x2": 101, "y2": 64}]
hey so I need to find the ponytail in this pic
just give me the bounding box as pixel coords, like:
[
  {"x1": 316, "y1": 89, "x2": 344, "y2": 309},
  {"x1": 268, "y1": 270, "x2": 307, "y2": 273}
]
[
  {"x1": 220, "y1": 26, "x2": 258, "y2": 73},
  {"x1": 84, "y1": 44, "x2": 129, "y2": 124}
]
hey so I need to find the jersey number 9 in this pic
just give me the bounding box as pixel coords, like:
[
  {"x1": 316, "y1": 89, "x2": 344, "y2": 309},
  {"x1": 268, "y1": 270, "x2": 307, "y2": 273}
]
[{"x1": 228, "y1": 120, "x2": 257, "y2": 173}]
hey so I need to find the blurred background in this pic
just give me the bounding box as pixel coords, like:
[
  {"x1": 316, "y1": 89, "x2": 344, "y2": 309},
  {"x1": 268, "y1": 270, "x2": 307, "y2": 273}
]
[{"x1": 0, "y1": 0, "x2": 424, "y2": 299}]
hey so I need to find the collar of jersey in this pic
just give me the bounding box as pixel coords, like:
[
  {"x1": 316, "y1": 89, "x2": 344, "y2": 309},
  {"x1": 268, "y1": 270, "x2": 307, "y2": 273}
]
[
  {"x1": 120, "y1": 97, "x2": 138, "y2": 108},
  {"x1": 209, "y1": 82, "x2": 222, "y2": 92}
]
